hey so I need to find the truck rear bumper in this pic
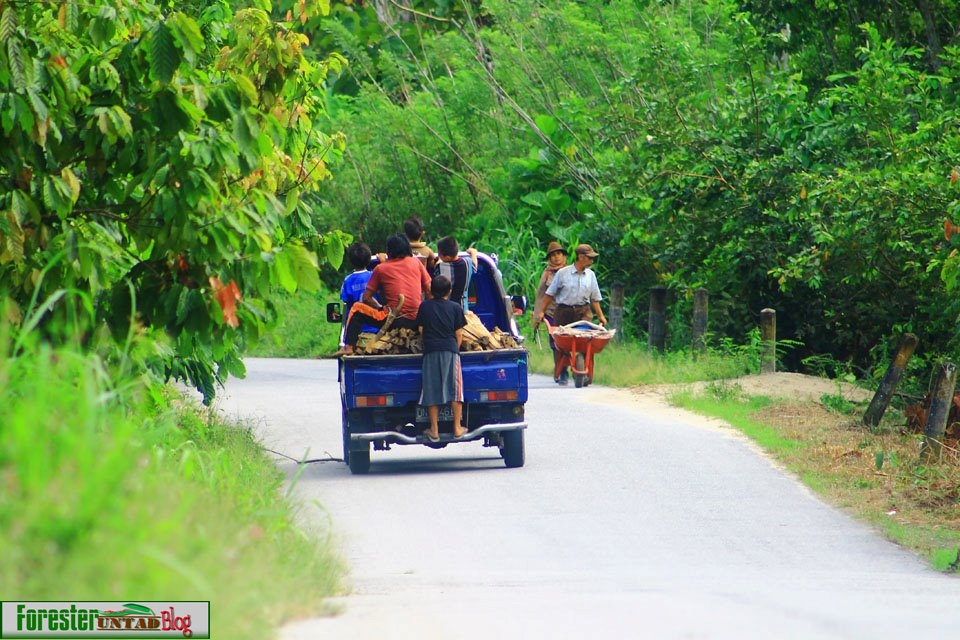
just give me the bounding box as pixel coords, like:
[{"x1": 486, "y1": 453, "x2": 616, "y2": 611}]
[{"x1": 350, "y1": 421, "x2": 527, "y2": 445}]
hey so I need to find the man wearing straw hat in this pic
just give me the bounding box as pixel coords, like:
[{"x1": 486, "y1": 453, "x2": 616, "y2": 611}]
[{"x1": 535, "y1": 243, "x2": 607, "y2": 328}]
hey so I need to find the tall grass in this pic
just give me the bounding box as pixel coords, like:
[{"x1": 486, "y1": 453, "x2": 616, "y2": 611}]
[
  {"x1": 525, "y1": 325, "x2": 759, "y2": 386},
  {"x1": 248, "y1": 289, "x2": 341, "y2": 357},
  {"x1": 0, "y1": 338, "x2": 343, "y2": 638}
]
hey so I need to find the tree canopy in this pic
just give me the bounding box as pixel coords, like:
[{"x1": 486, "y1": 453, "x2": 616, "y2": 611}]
[
  {"x1": 0, "y1": 0, "x2": 348, "y2": 399},
  {"x1": 3, "y1": 0, "x2": 960, "y2": 385},
  {"x1": 308, "y1": 0, "x2": 960, "y2": 372}
]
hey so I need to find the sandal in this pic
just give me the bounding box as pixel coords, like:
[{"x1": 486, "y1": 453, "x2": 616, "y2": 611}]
[
  {"x1": 421, "y1": 430, "x2": 440, "y2": 443},
  {"x1": 453, "y1": 427, "x2": 469, "y2": 439}
]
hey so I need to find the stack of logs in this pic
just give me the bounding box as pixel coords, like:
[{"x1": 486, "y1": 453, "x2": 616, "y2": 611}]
[
  {"x1": 461, "y1": 311, "x2": 521, "y2": 351},
  {"x1": 355, "y1": 328, "x2": 421, "y2": 355},
  {"x1": 354, "y1": 311, "x2": 521, "y2": 355}
]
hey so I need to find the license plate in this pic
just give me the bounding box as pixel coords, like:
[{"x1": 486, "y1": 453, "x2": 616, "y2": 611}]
[{"x1": 416, "y1": 405, "x2": 455, "y2": 423}]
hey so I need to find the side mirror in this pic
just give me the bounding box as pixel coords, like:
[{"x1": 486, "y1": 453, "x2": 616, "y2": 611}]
[
  {"x1": 510, "y1": 295, "x2": 527, "y2": 314},
  {"x1": 326, "y1": 301, "x2": 343, "y2": 323}
]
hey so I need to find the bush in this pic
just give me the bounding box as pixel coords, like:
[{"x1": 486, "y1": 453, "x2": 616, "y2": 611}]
[{"x1": 0, "y1": 339, "x2": 342, "y2": 638}]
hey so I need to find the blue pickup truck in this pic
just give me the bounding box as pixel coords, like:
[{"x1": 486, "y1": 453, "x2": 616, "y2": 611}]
[{"x1": 327, "y1": 252, "x2": 529, "y2": 474}]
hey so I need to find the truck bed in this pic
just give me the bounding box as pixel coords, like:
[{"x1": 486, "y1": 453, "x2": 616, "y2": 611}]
[{"x1": 333, "y1": 251, "x2": 529, "y2": 472}]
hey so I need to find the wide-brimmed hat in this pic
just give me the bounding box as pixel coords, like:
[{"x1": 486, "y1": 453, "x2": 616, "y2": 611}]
[
  {"x1": 575, "y1": 243, "x2": 599, "y2": 258},
  {"x1": 545, "y1": 241, "x2": 568, "y2": 259}
]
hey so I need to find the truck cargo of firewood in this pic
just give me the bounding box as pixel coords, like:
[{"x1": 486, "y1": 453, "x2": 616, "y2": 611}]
[{"x1": 326, "y1": 251, "x2": 530, "y2": 474}]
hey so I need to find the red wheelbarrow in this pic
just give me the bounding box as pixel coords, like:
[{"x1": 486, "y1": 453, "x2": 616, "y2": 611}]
[{"x1": 545, "y1": 320, "x2": 617, "y2": 388}]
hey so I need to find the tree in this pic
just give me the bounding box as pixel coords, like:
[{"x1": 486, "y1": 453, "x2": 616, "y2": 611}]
[
  {"x1": 0, "y1": 0, "x2": 348, "y2": 400},
  {"x1": 301, "y1": 0, "x2": 960, "y2": 370}
]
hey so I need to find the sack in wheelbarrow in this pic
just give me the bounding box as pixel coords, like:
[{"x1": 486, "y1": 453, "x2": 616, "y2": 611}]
[{"x1": 551, "y1": 325, "x2": 616, "y2": 341}]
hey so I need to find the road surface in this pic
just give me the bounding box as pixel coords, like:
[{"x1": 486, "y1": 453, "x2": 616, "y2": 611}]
[{"x1": 216, "y1": 358, "x2": 957, "y2": 639}]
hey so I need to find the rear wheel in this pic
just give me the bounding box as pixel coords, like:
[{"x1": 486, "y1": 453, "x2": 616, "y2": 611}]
[
  {"x1": 341, "y1": 408, "x2": 350, "y2": 464},
  {"x1": 501, "y1": 429, "x2": 525, "y2": 468},
  {"x1": 343, "y1": 408, "x2": 370, "y2": 474},
  {"x1": 573, "y1": 353, "x2": 587, "y2": 388},
  {"x1": 348, "y1": 445, "x2": 371, "y2": 474}
]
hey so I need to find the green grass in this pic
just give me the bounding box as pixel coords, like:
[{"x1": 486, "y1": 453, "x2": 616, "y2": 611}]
[
  {"x1": 247, "y1": 289, "x2": 342, "y2": 358},
  {"x1": 668, "y1": 389, "x2": 801, "y2": 452},
  {"x1": 525, "y1": 325, "x2": 758, "y2": 385},
  {"x1": 0, "y1": 341, "x2": 343, "y2": 638},
  {"x1": 928, "y1": 544, "x2": 960, "y2": 571}
]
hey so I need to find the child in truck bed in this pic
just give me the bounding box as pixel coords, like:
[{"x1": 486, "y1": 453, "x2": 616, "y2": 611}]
[
  {"x1": 434, "y1": 235, "x2": 474, "y2": 312},
  {"x1": 338, "y1": 234, "x2": 431, "y2": 356},
  {"x1": 339, "y1": 242, "x2": 378, "y2": 345},
  {"x1": 417, "y1": 274, "x2": 468, "y2": 442}
]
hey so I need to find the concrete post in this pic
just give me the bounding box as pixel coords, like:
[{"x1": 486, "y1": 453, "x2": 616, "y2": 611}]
[
  {"x1": 863, "y1": 334, "x2": 919, "y2": 427},
  {"x1": 920, "y1": 362, "x2": 957, "y2": 463},
  {"x1": 609, "y1": 282, "x2": 624, "y2": 341},
  {"x1": 760, "y1": 308, "x2": 776, "y2": 374},
  {"x1": 648, "y1": 286, "x2": 667, "y2": 353},
  {"x1": 692, "y1": 288, "x2": 708, "y2": 356}
]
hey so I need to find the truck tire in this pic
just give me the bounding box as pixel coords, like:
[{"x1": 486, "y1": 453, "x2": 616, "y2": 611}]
[
  {"x1": 341, "y1": 408, "x2": 350, "y2": 465},
  {"x1": 348, "y1": 446, "x2": 371, "y2": 474},
  {"x1": 501, "y1": 429, "x2": 525, "y2": 468},
  {"x1": 574, "y1": 353, "x2": 587, "y2": 388}
]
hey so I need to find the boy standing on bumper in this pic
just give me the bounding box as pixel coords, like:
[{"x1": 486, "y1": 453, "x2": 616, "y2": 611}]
[{"x1": 417, "y1": 274, "x2": 468, "y2": 442}]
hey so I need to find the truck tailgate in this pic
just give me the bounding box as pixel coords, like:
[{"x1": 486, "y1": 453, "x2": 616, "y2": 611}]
[{"x1": 343, "y1": 349, "x2": 528, "y2": 405}]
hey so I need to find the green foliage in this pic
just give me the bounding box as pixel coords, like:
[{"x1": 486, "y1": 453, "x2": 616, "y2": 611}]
[
  {"x1": 523, "y1": 323, "x2": 759, "y2": 387},
  {"x1": 704, "y1": 380, "x2": 747, "y2": 403},
  {"x1": 246, "y1": 287, "x2": 342, "y2": 357},
  {"x1": 821, "y1": 392, "x2": 856, "y2": 414},
  {"x1": 743, "y1": 0, "x2": 960, "y2": 84},
  {"x1": 931, "y1": 547, "x2": 960, "y2": 572},
  {"x1": 309, "y1": 0, "x2": 960, "y2": 381},
  {"x1": 0, "y1": 338, "x2": 342, "y2": 636},
  {"x1": 11, "y1": 0, "x2": 960, "y2": 391},
  {"x1": 0, "y1": 0, "x2": 346, "y2": 400},
  {"x1": 672, "y1": 390, "x2": 800, "y2": 452}
]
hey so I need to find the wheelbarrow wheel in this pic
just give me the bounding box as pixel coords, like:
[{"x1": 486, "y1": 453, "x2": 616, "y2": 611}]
[{"x1": 574, "y1": 353, "x2": 588, "y2": 388}]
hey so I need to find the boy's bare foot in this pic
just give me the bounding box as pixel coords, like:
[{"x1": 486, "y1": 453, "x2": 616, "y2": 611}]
[{"x1": 453, "y1": 426, "x2": 468, "y2": 439}]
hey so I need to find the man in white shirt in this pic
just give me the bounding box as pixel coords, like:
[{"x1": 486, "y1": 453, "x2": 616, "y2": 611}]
[
  {"x1": 534, "y1": 243, "x2": 607, "y2": 385},
  {"x1": 535, "y1": 243, "x2": 607, "y2": 328}
]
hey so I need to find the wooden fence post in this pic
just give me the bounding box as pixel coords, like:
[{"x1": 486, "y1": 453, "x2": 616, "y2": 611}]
[
  {"x1": 648, "y1": 286, "x2": 667, "y2": 353},
  {"x1": 692, "y1": 288, "x2": 708, "y2": 356},
  {"x1": 862, "y1": 333, "x2": 919, "y2": 427},
  {"x1": 609, "y1": 282, "x2": 624, "y2": 342},
  {"x1": 760, "y1": 308, "x2": 776, "y2": 374},
  {"x1": 920, "y1": 362, "x2": 957, "y2": 463}
]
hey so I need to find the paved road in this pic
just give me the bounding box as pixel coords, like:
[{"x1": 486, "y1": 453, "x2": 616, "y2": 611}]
[{"x1": 216, "y1": 358, "x2": 957, "y2": 640}]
